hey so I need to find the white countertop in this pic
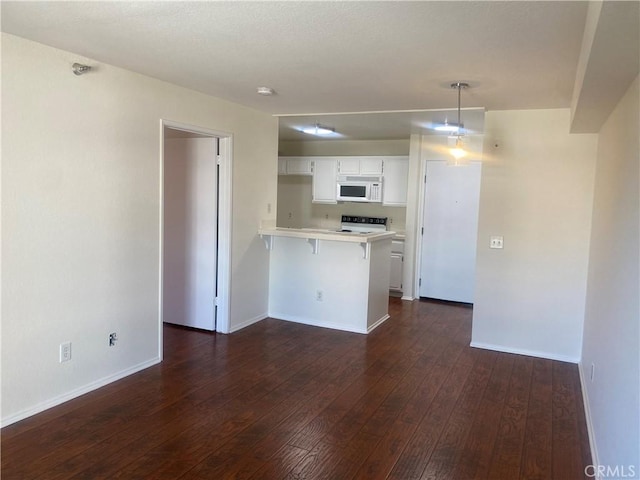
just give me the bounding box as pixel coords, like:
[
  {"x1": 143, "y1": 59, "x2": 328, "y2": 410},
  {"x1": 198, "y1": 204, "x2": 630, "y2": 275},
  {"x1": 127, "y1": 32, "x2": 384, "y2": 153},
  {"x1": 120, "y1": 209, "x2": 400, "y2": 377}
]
[{"x1": 258, "y1": 227, "x2": 395, "y2": 243}]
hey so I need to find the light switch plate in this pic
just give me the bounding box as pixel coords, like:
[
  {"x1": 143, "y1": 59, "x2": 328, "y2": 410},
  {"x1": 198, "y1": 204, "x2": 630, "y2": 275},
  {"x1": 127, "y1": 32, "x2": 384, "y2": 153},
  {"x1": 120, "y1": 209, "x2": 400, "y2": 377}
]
[{"x1": 490, "y1": 236, "x2": 504, "y2": 249}]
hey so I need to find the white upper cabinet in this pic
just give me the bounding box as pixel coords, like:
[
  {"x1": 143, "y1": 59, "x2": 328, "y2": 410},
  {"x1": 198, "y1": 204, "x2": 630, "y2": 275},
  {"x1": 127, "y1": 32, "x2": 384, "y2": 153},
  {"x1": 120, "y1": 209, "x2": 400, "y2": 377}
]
[
  {"x1": 278, "y1": 157, "x2": 313, "y2": 175},
  {"x1": 278, "y1": 157, "x2": 287, "y2": 175},
  {"x1": 337, "y1": 157, "x2": 360, "y2": 175},
  {"x1": 311, "y1": 157, "x2": 338, "y2": 204},
  {"x1": 360, "y1": 157, "x2": 384, "y2": 175},
  {"x1": 382, "y1": 156, "x2": 409, "y2": 206},
  {"x1": 336, "y1": 157, "x2": 383, "y2": 176},
  {"x1": 278, "y1": 155, "x2": 407, "y2": 205}
]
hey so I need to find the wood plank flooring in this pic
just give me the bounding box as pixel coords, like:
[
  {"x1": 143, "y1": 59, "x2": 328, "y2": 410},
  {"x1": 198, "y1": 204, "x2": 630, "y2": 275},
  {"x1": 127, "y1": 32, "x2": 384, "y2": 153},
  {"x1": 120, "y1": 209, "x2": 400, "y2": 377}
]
[{"x1": 1, "y1": 298, "x2": 591, "y2": 479}]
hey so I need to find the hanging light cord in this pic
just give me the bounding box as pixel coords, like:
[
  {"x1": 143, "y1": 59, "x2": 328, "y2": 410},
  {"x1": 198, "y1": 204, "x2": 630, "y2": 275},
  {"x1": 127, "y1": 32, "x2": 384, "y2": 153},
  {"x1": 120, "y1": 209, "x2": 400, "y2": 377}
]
[
  {"x1": 452, "y1": 81, "x2": 468, "y2": 137},
  {"x1": 457, "y1": 83, "x2": 461, "y2": 134},
  {"x1": 448, "y1": 82, "x2": 470, "y2": 163}
]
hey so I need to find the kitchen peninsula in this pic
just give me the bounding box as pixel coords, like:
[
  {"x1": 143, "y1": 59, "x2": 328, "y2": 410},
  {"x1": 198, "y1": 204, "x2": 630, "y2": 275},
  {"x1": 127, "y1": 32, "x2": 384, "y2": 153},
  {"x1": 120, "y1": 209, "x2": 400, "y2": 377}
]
[{"x1": 259, "y1": 226, "x2": 394, "y2": 334}]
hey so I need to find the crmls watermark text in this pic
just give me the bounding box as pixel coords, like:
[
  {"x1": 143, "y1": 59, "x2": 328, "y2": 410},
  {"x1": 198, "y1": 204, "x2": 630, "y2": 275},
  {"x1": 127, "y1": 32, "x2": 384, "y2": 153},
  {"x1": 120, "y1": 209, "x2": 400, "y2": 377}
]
[{"x1": 585, "y1": 464, "x2": 637, "y2": 478}]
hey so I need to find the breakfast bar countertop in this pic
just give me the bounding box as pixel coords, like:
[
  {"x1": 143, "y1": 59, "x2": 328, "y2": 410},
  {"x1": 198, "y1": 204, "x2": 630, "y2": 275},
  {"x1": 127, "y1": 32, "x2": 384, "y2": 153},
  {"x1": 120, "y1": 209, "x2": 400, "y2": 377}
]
[{"x1": 258, "y1": 226, "x2": 396, "y2": 244}]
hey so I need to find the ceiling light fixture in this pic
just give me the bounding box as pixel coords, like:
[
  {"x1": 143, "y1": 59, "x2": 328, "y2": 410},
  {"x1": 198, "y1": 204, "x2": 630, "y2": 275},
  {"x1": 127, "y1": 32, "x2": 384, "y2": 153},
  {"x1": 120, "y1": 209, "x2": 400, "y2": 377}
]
[
  {"x1": 447, "y1": 82, "x2": 469, "y2": 166},
  {"x1": 434, "y1": 120, "x2": 462, "y2": 133},
  {"x1": 301, "y1": 123, "x2": 335, "y2": 136},
  {"x1": 257, "y1": 86, "x2": 276, "y2": 96},
  {"x1": 449, "y1": 136, "x2": 466, "y2": 160}
]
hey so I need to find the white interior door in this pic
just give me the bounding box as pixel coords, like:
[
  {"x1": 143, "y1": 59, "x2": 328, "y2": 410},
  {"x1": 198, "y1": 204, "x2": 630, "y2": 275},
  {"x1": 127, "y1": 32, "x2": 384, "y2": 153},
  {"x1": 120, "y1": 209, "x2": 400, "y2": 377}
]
[
  {"x1": 420, "y1": 160, "x2": 481, "y2": 303},
  {"x1": 163, "y1": 135, "x2": 217, "y2": 330}
]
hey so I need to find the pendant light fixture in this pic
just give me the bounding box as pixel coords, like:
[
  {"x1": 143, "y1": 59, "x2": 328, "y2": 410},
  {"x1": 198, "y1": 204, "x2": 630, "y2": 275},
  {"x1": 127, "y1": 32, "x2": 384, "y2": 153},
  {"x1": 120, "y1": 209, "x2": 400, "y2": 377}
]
[{"x1": 448, "y1": 82, "x2": 469, "y2": 166}]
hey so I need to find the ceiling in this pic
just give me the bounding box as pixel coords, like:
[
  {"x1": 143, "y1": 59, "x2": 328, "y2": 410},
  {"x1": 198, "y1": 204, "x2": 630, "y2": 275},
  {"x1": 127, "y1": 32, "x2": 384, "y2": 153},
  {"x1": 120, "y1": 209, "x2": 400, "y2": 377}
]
[{"x1": 2, "y1": 1, "x2": 638, "y2": 140}]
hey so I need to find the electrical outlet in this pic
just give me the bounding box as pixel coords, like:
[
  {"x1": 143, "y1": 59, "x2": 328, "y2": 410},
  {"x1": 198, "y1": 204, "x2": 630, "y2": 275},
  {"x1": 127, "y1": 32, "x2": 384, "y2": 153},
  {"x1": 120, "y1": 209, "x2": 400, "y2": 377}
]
[
  {"x1": 109, "y1": 332, "x2": 118, "y2": 347},
  {"x1": 267, "y1": 203, "x2": 272, "y2": 214},
  {"x1": 60, "y1": 342, "x2": 72, "y2": 363},
  {"x1": 490, "y1": 236, "x2": 504, "y2": 249},
  {"x1": 316, "y1": 290, "x2": 323, "y2": 302}
]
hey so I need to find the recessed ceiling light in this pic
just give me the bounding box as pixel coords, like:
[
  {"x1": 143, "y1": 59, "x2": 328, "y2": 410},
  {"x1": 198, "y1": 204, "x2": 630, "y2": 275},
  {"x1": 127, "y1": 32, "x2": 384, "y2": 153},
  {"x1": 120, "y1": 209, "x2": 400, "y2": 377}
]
[
  {"x1": 434, "y1": 121, "x2": 462, "y2": 133},
  {"x1": 256, "y1": 86, "x2": 276, "y2": 96},
  {"x1": 301, "y1": 123, "x2": 335, "y2": 136}
]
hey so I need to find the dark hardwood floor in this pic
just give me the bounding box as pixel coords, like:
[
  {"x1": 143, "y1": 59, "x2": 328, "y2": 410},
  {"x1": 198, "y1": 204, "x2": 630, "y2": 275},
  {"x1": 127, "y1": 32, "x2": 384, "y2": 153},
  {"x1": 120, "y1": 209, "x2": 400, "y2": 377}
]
[{"x1": 2, "y1": 298, "x2": 591, "y2": 479}]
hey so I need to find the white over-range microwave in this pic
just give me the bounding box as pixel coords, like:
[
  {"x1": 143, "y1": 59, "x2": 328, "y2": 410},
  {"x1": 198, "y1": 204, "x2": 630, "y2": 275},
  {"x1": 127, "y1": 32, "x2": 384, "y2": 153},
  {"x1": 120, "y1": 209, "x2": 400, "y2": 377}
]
[{"x1": 336, "y1": 176, "x2": 382, "y2": 203}]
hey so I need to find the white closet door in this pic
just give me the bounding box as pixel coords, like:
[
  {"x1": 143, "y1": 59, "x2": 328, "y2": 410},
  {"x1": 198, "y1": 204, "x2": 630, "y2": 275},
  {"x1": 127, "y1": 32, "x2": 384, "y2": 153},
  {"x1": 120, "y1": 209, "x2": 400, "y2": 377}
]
[
  {"x1": 420, "y1": 161, "x2": 481, "y2": 303},
  {"x1": 163, "y1": 137, "x2": 217, "y2": 330}
]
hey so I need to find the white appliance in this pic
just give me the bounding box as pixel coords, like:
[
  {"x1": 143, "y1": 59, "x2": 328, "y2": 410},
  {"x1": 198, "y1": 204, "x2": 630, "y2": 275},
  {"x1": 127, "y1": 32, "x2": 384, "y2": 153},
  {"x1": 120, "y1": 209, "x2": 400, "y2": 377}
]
[
  {"x1": 340, "y1": 215, "x2": 387, "y2": 233},
  {"x1": 336, "y1": 176, "x2": 382, "y2": 203}
]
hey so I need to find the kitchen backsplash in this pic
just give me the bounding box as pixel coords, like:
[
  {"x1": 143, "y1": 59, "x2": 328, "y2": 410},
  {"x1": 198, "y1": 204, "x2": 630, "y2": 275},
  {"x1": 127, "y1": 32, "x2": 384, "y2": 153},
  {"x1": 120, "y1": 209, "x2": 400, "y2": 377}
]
[{"x1": 276, "y1": 175, "x2": 406, "y2": 233}]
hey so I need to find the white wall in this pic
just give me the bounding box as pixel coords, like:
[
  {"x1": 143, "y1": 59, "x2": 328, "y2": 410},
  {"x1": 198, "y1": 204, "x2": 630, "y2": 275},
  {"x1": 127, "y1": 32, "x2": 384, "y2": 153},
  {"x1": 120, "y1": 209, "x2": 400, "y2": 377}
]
[
  {"x1": 471, "y1": 109, "x2": 597, "y2": 362},
  {"x1": 1, "y1": 34, "x2": 278, "y2": 425},
  {"x1": 581, "y1": 76, "x2": 639, "y2": 473},
  {"x1": 276, "y1": 175, "x2": 313, "y2": 229}
]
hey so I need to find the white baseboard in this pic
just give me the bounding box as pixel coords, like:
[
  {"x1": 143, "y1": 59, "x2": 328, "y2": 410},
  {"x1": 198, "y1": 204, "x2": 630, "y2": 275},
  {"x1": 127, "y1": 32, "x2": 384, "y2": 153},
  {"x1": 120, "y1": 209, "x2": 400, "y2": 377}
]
[
  {"x1": 400, "y1": 296, "x2": 415, "y2": 301},
  {"x1": 578, "y1": 361, "x2": 600, "y2": 477},
  {"x1": 470, "y1": 341, "x2": 580, "y2": 364},
  {"x1": 367, "y1": 314, "x2": 390, "y2": 333},
  {"x1": 228, "y1": 313, "x2": 267, "y2": 333},
  {"x1": 1, "y1": 357, "x2": 161, "y2": 428},
  {"x1": 269, "y1": 312, "x2": 369, "y2": 334},
  {"x1": 228, "y1": 311, "x2": 392, "y2": 335}
]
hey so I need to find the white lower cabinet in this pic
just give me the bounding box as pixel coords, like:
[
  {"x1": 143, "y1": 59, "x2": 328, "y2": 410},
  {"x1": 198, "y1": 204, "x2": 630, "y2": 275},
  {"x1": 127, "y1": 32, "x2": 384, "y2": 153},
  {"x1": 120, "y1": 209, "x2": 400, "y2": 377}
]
[
  {"x1": 390, "y1": 253, "x2": 403, "y2": 291},
  {"x1": 389, "y1": 239, "x2": 404, "y2": 292},
  {"x1": 312, "y1": 157, "x2": 338, "y2": 204}
]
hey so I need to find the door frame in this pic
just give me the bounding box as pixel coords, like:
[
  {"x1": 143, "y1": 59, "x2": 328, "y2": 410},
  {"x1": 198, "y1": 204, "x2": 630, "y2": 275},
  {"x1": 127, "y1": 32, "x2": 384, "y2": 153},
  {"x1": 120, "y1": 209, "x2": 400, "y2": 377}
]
[{"x1": 159, "y1": 119, "x2": 233, "y2": 357}]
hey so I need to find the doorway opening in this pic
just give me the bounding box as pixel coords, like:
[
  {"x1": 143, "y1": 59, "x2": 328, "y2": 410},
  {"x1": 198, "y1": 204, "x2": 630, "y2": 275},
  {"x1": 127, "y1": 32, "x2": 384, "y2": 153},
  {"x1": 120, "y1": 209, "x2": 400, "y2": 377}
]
[{"x1": 159, "y1": 120, "x2": 232, "y2": 355}]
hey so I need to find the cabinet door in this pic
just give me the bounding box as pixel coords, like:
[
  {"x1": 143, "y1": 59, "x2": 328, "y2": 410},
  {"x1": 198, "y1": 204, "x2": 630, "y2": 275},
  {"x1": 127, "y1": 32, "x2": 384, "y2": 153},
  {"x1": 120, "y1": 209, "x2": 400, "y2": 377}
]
[
  {"x1": 390, "y1": 253, "x2": 403, "y2": 291},
  {"x1": 312, "y1": 158, "x2": 337, "y2": 204},
  {"x1": 382, "y1": 157, "x2": 409, "y2": 206},
  {"x1": 337, "y1": 158, "x2": 360, "y2": 175},
  {"x1": 360, "y1": 157, "x2": 383, "y2": 175},
  {"x1": 286, "y1": 157, "x2": 313, "y2": 175},
  {"x1": 391, "y1": 239, "x2": 405, "y2": 255}
]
